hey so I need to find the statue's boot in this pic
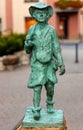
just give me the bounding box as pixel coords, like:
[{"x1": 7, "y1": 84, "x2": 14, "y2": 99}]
[
  {"x1": 46, "y1": 100, "x2": 55, "y2": 113},
  {"x1": 32, "y1": 107, "x2": 41, "y2": 120}
]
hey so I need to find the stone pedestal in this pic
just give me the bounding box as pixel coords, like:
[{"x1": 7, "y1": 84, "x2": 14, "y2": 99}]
[{"x1": 17, "y1": 107, "x2": 67, "y2": 130}]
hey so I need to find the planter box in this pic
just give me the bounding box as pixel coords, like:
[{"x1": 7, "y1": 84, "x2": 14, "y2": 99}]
[
  {"x1": 0, "y1": 51, "x2": 30, "y2": 71},
  {"x1": 3, "y1": 55, "x2": 19, "y2": 65},
  {"x1": 55, "y1": 1, "x2": 83, "y2": 9}
]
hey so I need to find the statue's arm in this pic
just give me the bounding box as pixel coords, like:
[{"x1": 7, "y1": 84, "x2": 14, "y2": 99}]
[
  {"x1": 24, "y1": 26, "x2": 34, "y2": 54},
  {"x1": 52, "y1": 29, "x2": 65, "y2": 75}
]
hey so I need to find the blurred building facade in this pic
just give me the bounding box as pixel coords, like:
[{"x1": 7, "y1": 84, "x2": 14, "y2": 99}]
[{"x1": 0, "y1": 0, "x2": 83, "y2": 39}]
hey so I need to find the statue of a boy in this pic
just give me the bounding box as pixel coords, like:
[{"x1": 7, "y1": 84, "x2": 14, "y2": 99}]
[{"x1": 24, "y1": 2, "x2": 65, "y2": 120}]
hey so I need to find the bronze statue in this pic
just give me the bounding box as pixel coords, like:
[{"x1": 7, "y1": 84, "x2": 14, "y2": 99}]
[{"x1": 24, "y1": 2, "x2": 65, "y2": 120}]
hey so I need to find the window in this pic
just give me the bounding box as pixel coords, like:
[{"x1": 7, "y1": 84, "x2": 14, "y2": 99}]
[
  {"x1": 25, "y1": 17, "x2": 37, "y2": 32},
  {"x1": 25, "y1": 0, "x2": 38, "y2": 2}
]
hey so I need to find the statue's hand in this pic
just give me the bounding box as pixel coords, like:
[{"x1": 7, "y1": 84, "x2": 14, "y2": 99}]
[
  {"x1": 59, "y1": 65, "x2": 65, "y2": 75},
  {"x1": 24, "y1": 41, "x2": 33, "y2": 54}
]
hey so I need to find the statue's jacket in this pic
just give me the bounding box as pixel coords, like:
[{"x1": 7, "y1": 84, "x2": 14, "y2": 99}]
[{"x1": 25, "y1": 24, "x2": 64, "y2": 88}]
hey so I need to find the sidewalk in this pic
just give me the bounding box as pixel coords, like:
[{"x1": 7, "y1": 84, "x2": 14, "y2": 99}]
[
  {"x1": 61, "y1": 44, "x2": 83, "y2": 73},
  {"x1": 0, "y1": 46, "x2": 83, "y2": 130}
]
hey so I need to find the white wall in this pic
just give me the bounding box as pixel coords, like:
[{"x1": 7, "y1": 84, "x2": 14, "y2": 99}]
[
  {"x1": 12, "y1": 0, "x2": 46, "y2": 33},
  {"x1": 80, "y1": 7, "x2": 83, "y2": 37},
  {"x1": 0, "y1": 0, "x2": 6, "y2": 34},
  {"x1": 80, "y1": 14, "x2": 83, "y2": 36}
]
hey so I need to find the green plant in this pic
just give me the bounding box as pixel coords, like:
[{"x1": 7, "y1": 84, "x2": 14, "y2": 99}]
[
  {"x1": 0, "y1": 33, "x2": 26, "y2": 56},
  {"x1": 55, "y1": 0, "x2": 83, "y2": 9}
]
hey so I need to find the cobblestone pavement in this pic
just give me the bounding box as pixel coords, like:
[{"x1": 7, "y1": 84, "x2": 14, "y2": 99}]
[{"x1": 0, "y1": 45, "x2": 83, "y2": 130}]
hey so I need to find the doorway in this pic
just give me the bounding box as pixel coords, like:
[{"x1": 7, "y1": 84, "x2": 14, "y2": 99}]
[
  {"x1": 59, "y1": 16, "x2": 68, "y2": 39},
  {"x1": 63, "y1": 18, "x2": 68, "y2": 38}
]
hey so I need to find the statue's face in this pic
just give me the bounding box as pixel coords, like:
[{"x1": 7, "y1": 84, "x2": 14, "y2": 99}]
[{"x1": 33, "y1": 9, "x2": 48, "y2": 22}]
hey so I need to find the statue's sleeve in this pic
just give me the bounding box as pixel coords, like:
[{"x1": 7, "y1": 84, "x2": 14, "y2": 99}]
[
  {"x1": 52, "y1": 28, "x2": 64, "y2": 67},
  {"x1": 24, "y1": 26, "x2": 35, "y2": 54}
]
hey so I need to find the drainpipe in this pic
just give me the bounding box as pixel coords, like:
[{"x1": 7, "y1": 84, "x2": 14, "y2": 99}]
[{"x1": 5, "y1": 0, "x2": 13, "y2": 34}]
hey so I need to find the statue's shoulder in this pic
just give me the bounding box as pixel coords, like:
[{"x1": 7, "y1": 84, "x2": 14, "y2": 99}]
[
  {"x1": 29, "y1": 24, "x2": 36, "y2": 31},
  {"x1": 26, "y1": 24, "x2": 36, "y2": 36},
  {"x1": 48, "y1": 25, "x2": 56, "y2": 33}
]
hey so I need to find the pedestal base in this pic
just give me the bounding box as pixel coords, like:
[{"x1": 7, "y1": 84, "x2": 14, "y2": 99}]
[
  {"x1": 17, "y1": 107, "x2": 67, "y2": 130},
  {"x1": 17, "y1": 119, "x2": 67, "y2": 130}
]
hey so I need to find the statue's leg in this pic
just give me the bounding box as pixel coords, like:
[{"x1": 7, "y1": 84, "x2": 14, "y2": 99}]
[
  {"x1": 45, "y1": 81, "x2": 55, "y2": 113},
  {"x1": 32, "y1": 86, "x2": 42, "y2": 120}
]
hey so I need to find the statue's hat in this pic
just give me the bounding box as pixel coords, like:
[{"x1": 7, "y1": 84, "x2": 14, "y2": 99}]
[{"x1": 29, "y1": 2, "x2": 53, "y2": 19}]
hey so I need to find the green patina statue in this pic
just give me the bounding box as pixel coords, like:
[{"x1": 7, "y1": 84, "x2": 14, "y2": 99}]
[{"x1": 24, "y1": 2, "x2": 65, "y2": 121}]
